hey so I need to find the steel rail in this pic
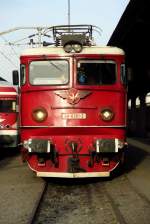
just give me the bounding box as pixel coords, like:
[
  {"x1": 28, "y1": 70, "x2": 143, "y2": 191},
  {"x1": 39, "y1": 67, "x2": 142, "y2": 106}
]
[{"x1": 28, "y1": 180, "x2": 48, "y2": 224}]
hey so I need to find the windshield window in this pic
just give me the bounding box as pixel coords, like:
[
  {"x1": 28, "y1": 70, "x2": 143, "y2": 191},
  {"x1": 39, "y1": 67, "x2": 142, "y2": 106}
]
[
  {"x1": 29, "y1": 60, "x2": 69, "y2": 85},
  {"x1": 0, "y1": 100, "x2": 16, "y2": 112},
  {"x1": 77, "y1": 60, "x2": 116, "y2": 85}
]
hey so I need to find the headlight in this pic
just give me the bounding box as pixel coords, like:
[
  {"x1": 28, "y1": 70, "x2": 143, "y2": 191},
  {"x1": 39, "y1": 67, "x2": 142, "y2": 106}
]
[
  {"x1": 72, "y1": 43, "x2": 82, "y2": 53},
  {"x1": 100, "y1": 108, "x2": 114, "y2": 121},
  {"x1": 63, "y1": 42, "x2": 83, "y2": 53},
  {"x1": 32, "y1": 107, "x2": 48, "y2": 122},
  {"x1": 64, "y1": 44, "x2": 72, "y2": 53}
]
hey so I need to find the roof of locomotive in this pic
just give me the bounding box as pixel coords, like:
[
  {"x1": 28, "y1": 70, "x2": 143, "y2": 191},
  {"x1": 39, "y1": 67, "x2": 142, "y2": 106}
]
[
  {"x1": 0, "y1": 81, "x2": 13, "y2": 87},
  {"x1": 0, "y1": 81, "x2": 17, "y2": 92},
  {"x1": 21, "y1": 46, "x2": 125, "y2": 56}
]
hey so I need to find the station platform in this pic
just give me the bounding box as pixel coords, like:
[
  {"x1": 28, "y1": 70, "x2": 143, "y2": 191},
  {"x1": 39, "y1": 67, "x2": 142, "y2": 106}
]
[
  {"x1": 126, "y1": 137, "x2": 150, "y2": 201},
  {"x1": 127, "y1": 137, "x2": 150, "y2": 153},
  {"x1": 0, "y1": 154, "x2": 45, "y2": 224}
]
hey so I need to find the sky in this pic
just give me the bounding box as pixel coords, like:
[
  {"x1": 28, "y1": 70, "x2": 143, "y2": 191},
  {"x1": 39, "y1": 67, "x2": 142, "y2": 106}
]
[{"x1": 0, "y1": 0, "x2": 129, "y2": 82}]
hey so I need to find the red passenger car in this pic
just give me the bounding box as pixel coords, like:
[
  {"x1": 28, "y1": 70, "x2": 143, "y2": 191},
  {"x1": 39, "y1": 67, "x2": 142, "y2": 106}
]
[
  {"x1": 0, "y1": 81, "x2": 18, "y2": 148},
  {"x1": 14, "y1": 25, "x2": 127, "y2": 177}
]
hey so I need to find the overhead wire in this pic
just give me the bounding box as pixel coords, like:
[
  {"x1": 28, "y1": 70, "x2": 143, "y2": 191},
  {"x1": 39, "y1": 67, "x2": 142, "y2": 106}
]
[
  {"x1": 0, "y1": 50, "x2": 18, "y2": 68},
  {"x1": 0, "y1": 36, "x2": 19, "y2": 58}
]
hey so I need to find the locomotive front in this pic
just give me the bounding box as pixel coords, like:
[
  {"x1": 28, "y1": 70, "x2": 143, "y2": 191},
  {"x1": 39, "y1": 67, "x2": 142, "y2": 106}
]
[
  {"x1": 0, "y1": 82, "x2": 18, "y2": 148},
  {"x1": 16, "y1": 25, "x2": 127, "y2": 177}
]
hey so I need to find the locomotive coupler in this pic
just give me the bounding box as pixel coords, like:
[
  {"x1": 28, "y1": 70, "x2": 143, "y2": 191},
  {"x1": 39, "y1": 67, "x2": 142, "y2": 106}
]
[
  {"x1": 50, "y1": 146, "x2": 59, "y2": 167},
  {"x1": 68, "y1": 141, "x2": 85, "y2": 172},
  {"x1": 69, "y1": 141, "x2": 78, "y2": 156},
  {"x1": 88, "y1": 150, "x2": 96, "y2": 167}
]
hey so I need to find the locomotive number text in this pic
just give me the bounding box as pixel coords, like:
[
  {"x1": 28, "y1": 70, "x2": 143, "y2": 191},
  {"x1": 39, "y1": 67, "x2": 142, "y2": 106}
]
[{"x1": 62, "y1": 113, "x2": 86, "y2": 119}]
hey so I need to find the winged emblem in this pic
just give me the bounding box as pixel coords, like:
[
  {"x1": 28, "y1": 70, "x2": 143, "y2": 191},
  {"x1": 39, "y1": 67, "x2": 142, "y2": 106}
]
[{"x1": 54, "y1": 88, "x2": 92, "y2": 105}]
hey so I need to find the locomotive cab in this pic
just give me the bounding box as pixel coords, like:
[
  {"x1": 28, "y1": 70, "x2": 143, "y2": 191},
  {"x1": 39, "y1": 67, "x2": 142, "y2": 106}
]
[
  {"x1": 0, "y1": 82, "x2": 18, "y2": 148},
  {"x1": 17, "y1": 25, "x2": 127, "y2": 177}
]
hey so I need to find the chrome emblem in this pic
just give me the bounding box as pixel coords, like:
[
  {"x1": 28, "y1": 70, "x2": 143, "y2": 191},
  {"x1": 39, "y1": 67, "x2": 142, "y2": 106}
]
[{"x1": 54, "y1": 88, "x2": 91, "y2": 105}]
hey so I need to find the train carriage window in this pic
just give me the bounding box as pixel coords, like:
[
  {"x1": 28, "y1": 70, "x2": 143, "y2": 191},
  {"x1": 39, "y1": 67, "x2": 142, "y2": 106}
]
[
  {"x1": 77, "y1": 60, "x2": 116, "y2": 85},
  {"x1": 29, "y1": 60, "x2": 69, "y2": 85},
  {"x1": 0, "y1": 100, "x2": 16, "y2": 112}
]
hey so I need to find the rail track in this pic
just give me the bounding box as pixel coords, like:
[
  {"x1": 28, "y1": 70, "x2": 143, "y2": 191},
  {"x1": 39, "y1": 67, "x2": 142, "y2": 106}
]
[
  {"x1": 30, "y1": 145, "x2": 150, "y2": 224},
  {"x1": 29, "y1": 180, "x2": 48, "y2": 224},
  {"x1": 0, "y1": 141, "x2": 149, "y2": 224},
  {"x1": 1, "y1": 144, "x2": 149, "y2": 224},
  {"x1": 30, "y1": 173, "x2": 150, "y2": 224}
]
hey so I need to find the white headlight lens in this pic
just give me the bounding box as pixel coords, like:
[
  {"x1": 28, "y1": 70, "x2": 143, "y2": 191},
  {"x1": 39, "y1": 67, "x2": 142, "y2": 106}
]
[
  {"x1": 64, "y1": 44, "x2": 72, "y2": 53},
  {"x1": 32, "y1": 108, "x2": 48, "y2": 122},
  {"x1": 73, "y1": 44, "x2": 82, "y2": 53},
  {"x1": 101, "y1": 108, "x2": 114, "y2": 121}
]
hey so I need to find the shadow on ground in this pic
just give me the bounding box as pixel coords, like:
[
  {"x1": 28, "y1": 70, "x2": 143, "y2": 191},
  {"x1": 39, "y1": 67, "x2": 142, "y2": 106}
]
[
  {"x1": 0, "y1": 147, "x2": 19, "y2": 161},
  {"x1": 44, "y1": 144, "x2": 149, "y2": 185}
]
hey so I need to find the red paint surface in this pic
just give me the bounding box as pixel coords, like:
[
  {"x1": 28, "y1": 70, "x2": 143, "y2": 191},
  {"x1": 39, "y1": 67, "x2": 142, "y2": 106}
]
[
  {"x1": 0, "y1": 86, "x2": 17, "y2": 129},
  {"x1": 20, "y1": 53, "x2": 127, "y2": 176}
]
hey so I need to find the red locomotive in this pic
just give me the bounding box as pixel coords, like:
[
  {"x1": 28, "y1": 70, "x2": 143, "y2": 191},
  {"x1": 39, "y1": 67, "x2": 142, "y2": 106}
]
[
  {"x1": 0, "y1": 81, "x2": 18, "y2": 148},
  {"x1": 13, "y1": 25, "x2": 127, "y2": 177}
]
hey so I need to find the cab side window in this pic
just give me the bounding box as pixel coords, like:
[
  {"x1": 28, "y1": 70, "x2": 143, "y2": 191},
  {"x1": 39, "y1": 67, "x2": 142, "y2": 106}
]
[
  {"x1": 121, "y1": 64, "x2": 127, "y2": 86},
  {"x1": 20, "y1": 64, "x2": 26, "y2": 86}
]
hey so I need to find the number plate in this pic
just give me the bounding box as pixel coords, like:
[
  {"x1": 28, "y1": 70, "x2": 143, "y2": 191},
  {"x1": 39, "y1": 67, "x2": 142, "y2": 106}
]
[{"x1": 62, "y1": 113, "x2": 86, "y2": 119}]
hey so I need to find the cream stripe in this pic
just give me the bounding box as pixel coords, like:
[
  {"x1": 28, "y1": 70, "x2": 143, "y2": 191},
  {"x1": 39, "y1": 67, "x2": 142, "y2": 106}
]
[
  {"x1": 0, "y1": 92, "x2": 17, "y2": 95},
  {"x1": 0, "y1": 130, "x2": 18, "y2": 135},
  {"x1": 36, "y1": 171, "x2": 110, "y2": 178},
  {"x1": 20, "y1": 125, "x2": 126, "y2": 128}
]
